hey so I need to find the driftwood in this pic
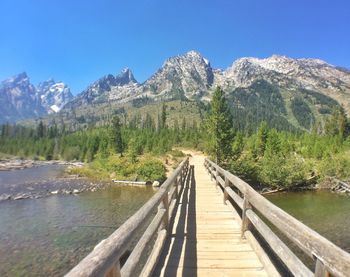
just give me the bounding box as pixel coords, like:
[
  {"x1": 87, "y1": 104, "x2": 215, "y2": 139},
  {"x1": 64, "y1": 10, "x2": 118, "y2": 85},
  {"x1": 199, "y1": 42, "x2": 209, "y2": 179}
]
[
  {"x1": 205, "y1": 158, "x2": 350, "y2": 277},
  {"x1": 330, "y1": 178, "x2": 350, "y2": 194}
]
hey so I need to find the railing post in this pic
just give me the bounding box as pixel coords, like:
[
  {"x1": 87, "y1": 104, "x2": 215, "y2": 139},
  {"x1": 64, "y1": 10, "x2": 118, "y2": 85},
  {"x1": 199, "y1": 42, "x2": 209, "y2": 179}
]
[
  {"x1": 105, "y1": 262, "x2": 121, "y2": 277},
  {"x1": 174, "y1": 176, "x2": 178, "y2": 199},
  {"x1": 314, "y1": 258, "x2": 330, "y2": 277},
  {"x1": 223, "y1": 173, "x2": 229, "y2": 205},
  {"x1": 159, "y1": 194, "x2": 169, "y2": 231},
  {"x1": 241, "y1": 194, "x2": 252, "y2": 238},
  {"x1": 215, "y1": 169, "x2": 219, "y2": 188}
]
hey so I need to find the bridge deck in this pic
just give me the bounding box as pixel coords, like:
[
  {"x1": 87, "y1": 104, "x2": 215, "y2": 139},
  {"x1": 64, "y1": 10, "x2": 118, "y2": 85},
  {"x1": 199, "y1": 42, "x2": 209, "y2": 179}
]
[{"x1": 153, "y1": 154, "x2": 268, "y2": 277}]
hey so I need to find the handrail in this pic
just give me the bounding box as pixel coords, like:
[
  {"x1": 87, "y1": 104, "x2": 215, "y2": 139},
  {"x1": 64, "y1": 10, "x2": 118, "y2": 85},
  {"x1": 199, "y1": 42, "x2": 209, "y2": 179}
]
[
  {"x1": 66, "y1": 157, "x2": 189, "y2": 277},
  {"x1": 204, "y1": 158, "x2": 350, "y2": 277}
]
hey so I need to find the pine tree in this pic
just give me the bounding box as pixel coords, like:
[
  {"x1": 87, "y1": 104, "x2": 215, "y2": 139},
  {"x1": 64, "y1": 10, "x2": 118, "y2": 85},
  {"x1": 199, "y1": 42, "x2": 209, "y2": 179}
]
[
  {"x1": 37, "y1": 121, "x2": 45, "y2": 138},
  {"x1": 207, "y1": 86, "x2": 234, "y2": 165},
  {"x1": 110, "y1": 116, "x2": 124, "y2": 155},
  {"x1": 161, "y1": 103, "x2": 167, "y2": 129},
  {"x1": 256, "y1": 121, "x2": 269, "y2": 157}
]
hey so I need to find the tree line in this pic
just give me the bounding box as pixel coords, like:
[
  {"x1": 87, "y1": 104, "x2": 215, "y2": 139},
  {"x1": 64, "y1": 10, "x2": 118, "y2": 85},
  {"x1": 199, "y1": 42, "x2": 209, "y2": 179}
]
[{"x1": 1, "y1": 89, "x2": 350, "y2": 188}]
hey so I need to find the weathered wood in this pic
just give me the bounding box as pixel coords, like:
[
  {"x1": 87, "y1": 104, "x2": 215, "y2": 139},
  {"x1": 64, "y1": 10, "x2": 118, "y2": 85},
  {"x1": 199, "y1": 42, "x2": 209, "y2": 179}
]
[
  {"x1": 65, "y1": 157, "x2": 188, "y2": 277},
  {"x1": 246, "y1": 209, "x2": 313, "y2": 277},
  {"x1": 140, "y1": 229, "x2": 167, "y2": 277},
  {"x1": 216, "y1": 175, "x2": 225, "y2": 188},
  {"x1": 314, "y1": 258, "x2": 330, "y2": 277},
  {"x1": 223, "y1": 175, "x2": 230, "y2": 204},
  {"x1": 120, "y1": 209, "x2": 165, "y2": 277},
  {"x1": 206, "y1": 158, "x2": 350, "y2": 277},
  {"x1": 225, "y1": 186, "x2": 243, "y2": 209},
  {"x1": 105, "y1": 262, "x2": 121, "y2": 277},
  {"x1": 159, "y1": 194, "x2": 169, "y2": 230},
  {"x1": 155, "y1": 154, "x2": 270, "y2": 277},
  {"x1": 244, "y1": 230, "x2": 281, "y2": 277},
  {"x1": 241, "y1": 195, "x2": 252, "y2": 238}
]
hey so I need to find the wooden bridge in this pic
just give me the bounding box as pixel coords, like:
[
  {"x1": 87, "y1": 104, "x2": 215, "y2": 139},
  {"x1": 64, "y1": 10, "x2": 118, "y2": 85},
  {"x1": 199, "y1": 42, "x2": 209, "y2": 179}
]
[{"x1": 66, "y1": 154, "x2": 350, "y2": 277}]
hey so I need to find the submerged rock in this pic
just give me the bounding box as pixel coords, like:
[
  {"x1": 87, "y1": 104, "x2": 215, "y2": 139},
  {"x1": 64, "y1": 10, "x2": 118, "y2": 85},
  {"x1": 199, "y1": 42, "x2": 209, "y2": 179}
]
[{"x1": 152, "y1": 181, "x2": 160, "y2": 187}]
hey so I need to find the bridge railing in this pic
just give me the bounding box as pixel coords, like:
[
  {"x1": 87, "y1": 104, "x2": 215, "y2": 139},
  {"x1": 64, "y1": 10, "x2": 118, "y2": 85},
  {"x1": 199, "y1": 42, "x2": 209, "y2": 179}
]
[
  {"x1": 66, "y1": 157, "x2": 189, "y2": 277},
  {"x1": 204, "y1": 158, "x2": 350, "y2": 277}
]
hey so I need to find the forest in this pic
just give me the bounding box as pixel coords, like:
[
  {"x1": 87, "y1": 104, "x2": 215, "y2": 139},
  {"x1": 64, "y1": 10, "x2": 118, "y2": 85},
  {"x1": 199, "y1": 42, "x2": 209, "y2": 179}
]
[{"x1": 1, "y1": 90, "x2": 350, "y2": 189}]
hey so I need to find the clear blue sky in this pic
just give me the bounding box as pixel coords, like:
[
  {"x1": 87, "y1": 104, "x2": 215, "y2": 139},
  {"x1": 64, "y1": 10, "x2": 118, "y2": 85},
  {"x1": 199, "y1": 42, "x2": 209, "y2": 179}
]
[{"x1": 0, "y1": 0, "x2": 349, "y2": 94}]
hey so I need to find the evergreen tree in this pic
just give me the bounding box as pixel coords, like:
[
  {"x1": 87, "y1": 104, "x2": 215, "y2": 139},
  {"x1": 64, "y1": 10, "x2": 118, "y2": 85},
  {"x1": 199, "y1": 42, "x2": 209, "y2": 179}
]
[
  {"x1": 255, "y1": 121, "x2": 269, "y2": 157},
  {"x1": 206, "y1": 86, "x2": 234, "y2": 165},
  {"x1": 110, "y1": 116, "x2": 124, "y2": 155},
  {"x1": 161, "y1": 103, "x2": 167, "y2": 129},
  {"x1": 37, "y1": 121, "x2": 45, "y2": 138}
]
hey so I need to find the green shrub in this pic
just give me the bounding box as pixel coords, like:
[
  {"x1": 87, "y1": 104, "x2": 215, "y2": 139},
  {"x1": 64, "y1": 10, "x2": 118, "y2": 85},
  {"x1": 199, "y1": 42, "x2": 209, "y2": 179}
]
[
  {"x1": 258, "y1": 154, "x2": 307, "y2": 188},
  {"x1": 319, "y1": 153, "x2": 350, "y2": 180},
  {"x1": 169, "y1": 149, "x2": 185, "y2": 157},
  {"x1": 136, "y1": 159, "x2": 166, "y2": 181}
]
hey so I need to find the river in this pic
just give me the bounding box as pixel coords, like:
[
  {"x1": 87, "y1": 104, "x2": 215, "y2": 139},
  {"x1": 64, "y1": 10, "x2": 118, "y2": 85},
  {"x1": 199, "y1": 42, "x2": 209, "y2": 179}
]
[
  {"x1": 265, "y1": 190, "x2": 350, "y2": 268},
  {"x1": 1, "y1": 167, "x2": 349, "y2": 276},
  {"x1": 0, "y1": 166, "x2": 155, "y2": 276}
]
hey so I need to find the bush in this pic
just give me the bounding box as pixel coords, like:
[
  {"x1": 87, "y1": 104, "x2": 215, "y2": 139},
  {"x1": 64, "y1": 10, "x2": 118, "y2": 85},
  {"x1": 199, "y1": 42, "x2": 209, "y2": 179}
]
[
  {"x1": 318, "y1": 153, "x2": 350, "y2": 180},
  {"x1": 62, "y1": 146, "x2": 81, "y2": 161},
  {"x1": 169, "y1": 149, "x2": 185, "y2": 157},
  {"x1": 258, "y1": 154, "x2": 307, "y2": 188},
  {"x1": 229, "y1": 154, "x2": 259, "y2": 185},
  {"x1": 136, "y1": 159, "x2": 166, "y2": 181}
]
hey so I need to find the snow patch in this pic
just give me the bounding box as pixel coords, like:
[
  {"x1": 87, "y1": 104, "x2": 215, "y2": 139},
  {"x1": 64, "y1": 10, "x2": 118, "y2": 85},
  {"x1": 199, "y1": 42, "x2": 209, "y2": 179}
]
[{"x1": 50, "y1": 104, "x2": 60, "y2": 113}]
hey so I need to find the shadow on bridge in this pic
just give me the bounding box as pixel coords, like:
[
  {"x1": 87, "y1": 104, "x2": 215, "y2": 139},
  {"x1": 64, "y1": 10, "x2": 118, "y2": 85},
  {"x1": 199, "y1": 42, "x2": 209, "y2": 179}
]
[{"x1": 154, "y1": 164, "x2": 197, "y2": 277}]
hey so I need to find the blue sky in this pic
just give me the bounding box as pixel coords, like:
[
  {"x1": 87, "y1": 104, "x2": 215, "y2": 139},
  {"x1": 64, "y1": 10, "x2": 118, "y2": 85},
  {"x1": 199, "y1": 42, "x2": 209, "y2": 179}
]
[{"x1": 0, "y1": 0, "x2": 349, "y2": 94}]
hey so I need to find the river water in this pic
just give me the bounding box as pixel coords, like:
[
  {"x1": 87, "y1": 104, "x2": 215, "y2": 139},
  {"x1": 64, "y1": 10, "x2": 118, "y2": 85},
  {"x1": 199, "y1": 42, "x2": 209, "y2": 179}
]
[
  {"x1": 1, "y1": 166, "x2": 349, "y2": 276},
  {"x1": 0, "y1": 166, "x2": 155, "y2": 276},
  {"x1": 265, "y1": 190, "x2": 350, "y2": 266}
]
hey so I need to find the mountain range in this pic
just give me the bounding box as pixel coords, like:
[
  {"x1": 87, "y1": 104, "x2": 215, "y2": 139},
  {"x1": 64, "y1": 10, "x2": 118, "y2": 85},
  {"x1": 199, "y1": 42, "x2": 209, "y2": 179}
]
[
  {"x1": 0, "y1": 72, "x2": 73, "y2": 123},
  {"x1": 1, "y1": 51, "x2": 350, "y2": 130}
]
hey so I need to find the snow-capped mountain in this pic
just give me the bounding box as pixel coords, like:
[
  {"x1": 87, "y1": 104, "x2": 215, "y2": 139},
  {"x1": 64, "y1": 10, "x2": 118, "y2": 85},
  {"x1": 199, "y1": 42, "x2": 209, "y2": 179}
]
[
  {"x1": 37, "y1": 79, "x2": 73, "y2": 113},
  {"x1": 0, "y1": 73, "x2": 72, "y2": 123},
  {"x1": 65, "y1": 68, "x2": 139, "y2": 108},
  {"x1": 67, "y1": 51, "x2": 350, "y2": 111},
  {"x1": 1, "y1": 51, "x2": 350, "y2": 125},
  {"x1": 142, "y1": 50, "x2": 214, "y2": 99}
]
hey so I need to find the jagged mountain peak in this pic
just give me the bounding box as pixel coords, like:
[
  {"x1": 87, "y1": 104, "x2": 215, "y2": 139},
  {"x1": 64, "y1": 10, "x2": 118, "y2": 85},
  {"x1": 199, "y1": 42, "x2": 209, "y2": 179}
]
[
  {"x1": 37, "y1": 79, "x2": 73, "y2": 113},
  {"x1": 164, "y1": 50, "x2": 208, "y2": 65},
  {"x1": 141, "y1": 50, "x2": 214, "y2": 100},
  {"x1": 1, "y1": 72, "x2": 30, "y2": 89},
  {"x1": 116, "y1": 68, "x2": 137, "y2": 85}
]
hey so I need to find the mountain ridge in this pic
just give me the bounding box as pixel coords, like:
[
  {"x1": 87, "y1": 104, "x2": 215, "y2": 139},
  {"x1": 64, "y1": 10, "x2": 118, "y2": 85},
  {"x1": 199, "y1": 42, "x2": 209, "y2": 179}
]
[
  {"x1": 0, "y1": 72, "x2": 73, "y2": 123},
  {"x1": 1, "y1": 51, "x2": 350, "y2": 129}
]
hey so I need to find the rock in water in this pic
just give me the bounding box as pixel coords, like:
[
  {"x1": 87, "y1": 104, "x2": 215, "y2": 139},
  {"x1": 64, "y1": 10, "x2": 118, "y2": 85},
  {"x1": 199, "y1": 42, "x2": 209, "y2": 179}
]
[{"x1": 152, "y1": 181, "x2": 160, "y2": 187}]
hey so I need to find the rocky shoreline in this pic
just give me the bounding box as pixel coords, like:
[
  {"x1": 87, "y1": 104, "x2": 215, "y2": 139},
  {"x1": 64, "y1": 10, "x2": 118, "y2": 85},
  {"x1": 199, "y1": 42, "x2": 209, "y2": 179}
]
[
  {"x1": 0, "y1": 159, "x2": 84, "y2": 171},
  {"x1": 0, "y1": 160, "x2": 109, "y2": 202},
  {"x1": 0, "y1": 177, "x2": 109, "y2": 202}
]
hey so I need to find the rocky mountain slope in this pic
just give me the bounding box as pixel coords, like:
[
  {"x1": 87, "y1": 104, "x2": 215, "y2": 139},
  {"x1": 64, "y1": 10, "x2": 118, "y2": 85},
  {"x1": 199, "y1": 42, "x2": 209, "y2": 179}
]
[
  {"x1": 2, "y1": 51, "x2": 350, "y2": 130},
  {"x1": 0, "y1": 73, "x2": 73, "y2": 123},
  {"x1": 66, "y1": 51, "x2": 350, "y2": 112}
]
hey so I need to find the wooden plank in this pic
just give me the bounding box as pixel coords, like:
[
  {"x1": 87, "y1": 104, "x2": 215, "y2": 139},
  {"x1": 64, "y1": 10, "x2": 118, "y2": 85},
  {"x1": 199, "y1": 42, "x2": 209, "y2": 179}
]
[
  {"x1": 246, "y1": 209, "x2": 312, "y2": 277},
  {"x1": 121, "y1": 209, "x2": 165, "y2": 277},
  {"x1": 206, "y1": 158, "x2": 350, "y2": 277},
  {"x1": 65, "y1": 158, "x2": 189, "y2": 277},
  {"x1": 157, "y1": 267, "x2": 268, "y2": 277},
  {"x1": 140, "y1": 229, "x2": 167, "y2": 277},
  {"x1": 244, "y1": 231, "x2": 281, "y2": 277},
  {"x1": 154, "y1": 154, "x2": 269, "y2": 277}
]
